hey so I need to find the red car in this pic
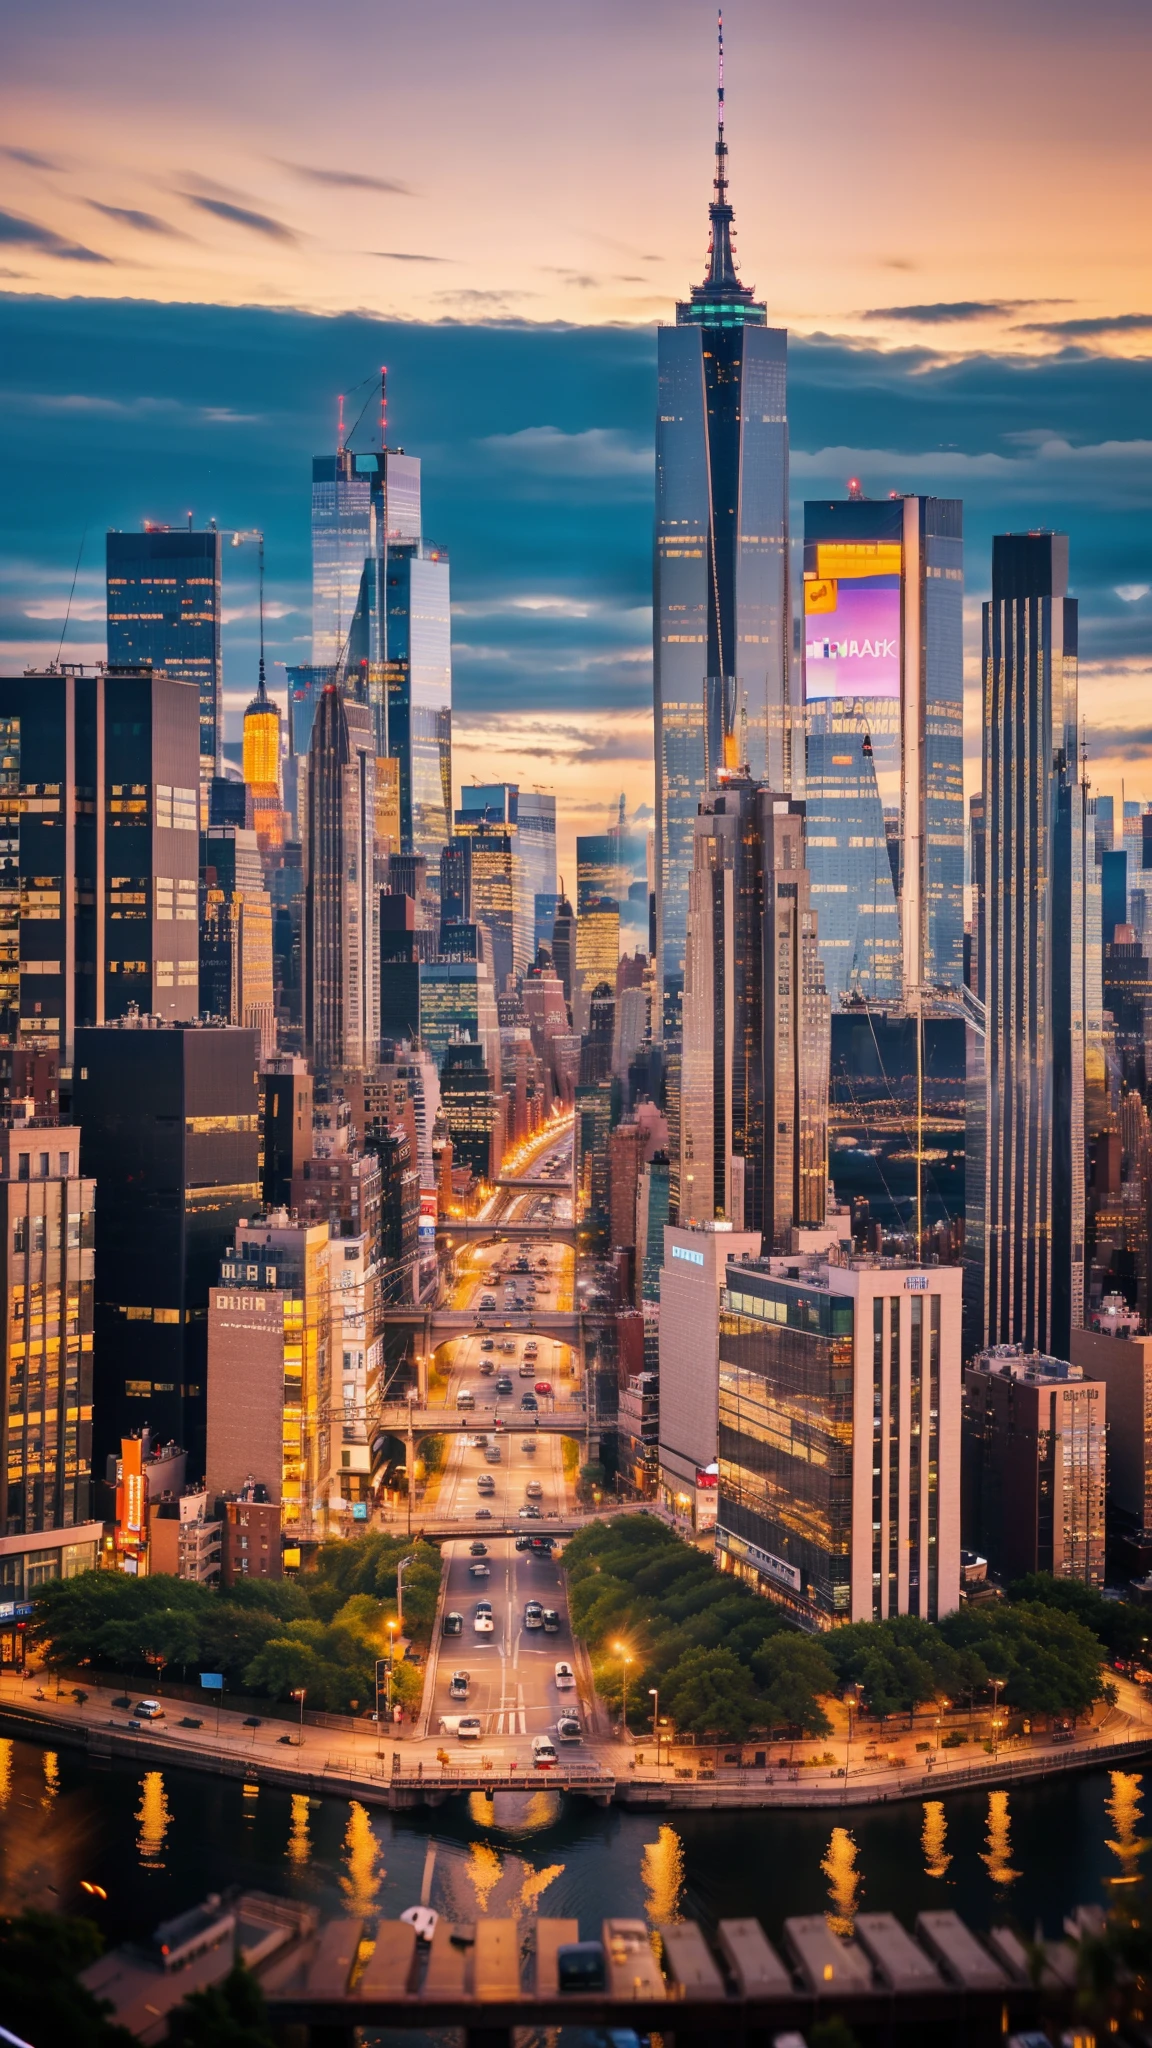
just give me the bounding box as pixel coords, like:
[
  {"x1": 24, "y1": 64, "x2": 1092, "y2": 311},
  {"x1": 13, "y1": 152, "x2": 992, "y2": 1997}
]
[{"x1": 534, "y1": 1380, "x2": 552, "y2": 1396}]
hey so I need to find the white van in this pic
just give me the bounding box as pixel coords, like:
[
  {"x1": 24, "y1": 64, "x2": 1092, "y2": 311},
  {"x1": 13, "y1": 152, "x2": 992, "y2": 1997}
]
[
  {"x1": 439, "y1": 1715, "x2": 482, "y2": 1739},
  {"x1": 532, "y1": 1734, "x2": 557, "y2": 1768}
]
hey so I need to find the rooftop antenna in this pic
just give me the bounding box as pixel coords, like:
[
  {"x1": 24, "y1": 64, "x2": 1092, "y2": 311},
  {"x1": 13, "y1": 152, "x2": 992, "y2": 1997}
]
[
  {"x1": 380, "y1": 365, "x2": 388, "y2": 451},
  {"x1": 337, "y1": 392, "x2": 346, "y2": 454},
  {"x1": 55, "y1": 526, "x2": 87, "y2": 669},
  {"x1": 716, "y1": 9, "x2": 726, "y2": 204},
  {"x1": 257, "y1": 533, "x2": 266, "y2": 698}
]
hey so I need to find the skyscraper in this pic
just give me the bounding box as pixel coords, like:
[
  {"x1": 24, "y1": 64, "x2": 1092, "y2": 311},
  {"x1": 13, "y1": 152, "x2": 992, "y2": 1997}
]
[
  {"x1": 654, "y1": 25, "x2": 790, "y2": 1057},
  {"x1": 107, "y1": 528, "x2": 223, "y2": 784},
  {"x1": 304, "y1": 685, "x2": 380, "y2": 1077},
  {"x1": 311, "y1": 439, "x2": 421, "y2": 726},
  {"x1": 242, "y1": 667, "x2": 285, "y2": 858},
  {"x1": 803, "y1": 494, "x2": 965, "y2": 1005},
  {"x1": 385, "y1": 540, "x2": 452, "y2": 875},
  {"x1": 977, "y1": 532, "x2": 1087, "y2": 1359},
  {"x1": 199, "y1": 825, "x2": 275, "y2": 1057}
]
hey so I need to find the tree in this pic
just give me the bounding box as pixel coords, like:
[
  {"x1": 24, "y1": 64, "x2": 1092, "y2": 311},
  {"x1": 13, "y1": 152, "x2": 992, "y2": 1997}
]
[
  {"x1": 662, "y1": 1647, "x2": 759, "y2": 1739},
  {"x1": 942, "y1": 1600, "x2": 1111, "y2": 1719},
  {"x1": 752, "y1": 1634, "x2": 837, "y2": 1736},
  {"x1": 0, "y1": 1910, "x2": 135, "y2": 2047},
  {"x1": 1007, "y1": 1573, "x2": 1150, "y2": 1665},
  {"x1": 170, "y1": 1962, "x2": 276, "y2": 2048}
]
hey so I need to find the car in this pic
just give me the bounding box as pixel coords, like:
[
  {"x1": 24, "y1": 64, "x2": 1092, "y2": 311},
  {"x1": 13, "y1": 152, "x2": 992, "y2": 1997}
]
[
  {"x1": 484, "y1": 1445, "x2": 502, "y2": 1463},
  {"x1": 473, "y1": 1434, "x2": 489, "y2": 1449},
  {"x1": 470, "y1": 1562, "x2": 490, "y2": 1578},
  {"x1": 520, "y1": 1392, "x2": 538, "y2": 1410},
  {"x1": 534, "y1": 1381, "x2": 553, "y2": 1397},
  {"x1": 469, "y1": 1540, "x2": 488, "y2": 1556},
  {"x1": 532, "y1": 1734, "x2": 558, "y2": 1768},
  {"x1": 523, "y1": 1342, "x2": 539, "y2": 1359},
  {"x1": 475, "y1": 1507, "x2": 493, "y2": 1520},
  {"x1": 542, "y1": 1609, "x2": 560, "y2": 1632},
  {"x1": 456, "y1": 1389, "x2": 476, "y2": 1409},
  {"x1": 479, "y1": 1298, "x2": 496, "y2": 1314},
  {"x1": 524, "y1": 1601, "x2": 544, "y2": 1629},
  {"x1": 134, "y1": 1699, "x2": 165, "y2": 1719},
  {"x1": 495, "y1": 1376, "x2": 514, "y2": 1395},
  {"x1": 521, "y1": 1437, "x2": 536, "y2": 1453},
  {"x1": 480, "y1": 1336, "x2": 495, "y2": 1352},
  {"x1": 479, "y1": 1361, "x2": 495, "y2": 1376},
  {"x1": 557, "y1": 1713, "x2": 582, "y2": 1740},
  {"x1": 474, "y1": 1611, "x2": 494, "y2": 1634},
  {"x1": 443, "y1": 1611, "x2": 464, "y2": 1636},
  {"x1": 519, "y1": 1362, "x2": 535, "y2": 1378},
  {"x1": 449, "y1": 1671, "x2": 470, "y2": 1700},
  {"x1": 525, "y1": 1480, "x2": 543, "y2": 1499},
  {"x1": 519, "y1": 1504, "x2": 542, "y2": 1520},
  {"x1": 439, "y1": 1714, "x2": 482, "y2": 1739},
  {"x1": 554, "y1": 1662, "x2": 576, "y2": 1690},
  {"x1": 515, "y1": 1534, "x2": 530, "y2": 1550}
]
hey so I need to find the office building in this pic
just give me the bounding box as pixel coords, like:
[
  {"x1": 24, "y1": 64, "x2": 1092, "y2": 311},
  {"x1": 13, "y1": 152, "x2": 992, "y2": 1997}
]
[
  {"x1": 657, "y1": 1220, "x2": 759, "y2": 1522},
  {"x1": 551, "y1": 890, "x2": 575, "y2": 1014},
  {"x1": 654, "y1": 40, "x2": 790, "y2": 1055},
  {"x1": 574, "y1": 896, "x2": 619, "y2": 1035},
  {"x1": 828, "y1": 1009, "x2": 967, "y2": 1239},
  {"x1": 200, "y1": 826, "x2": 274, "y2": 1056},
  {"x1": 0, "y1": 666, "x2": 201, "y2": 1058},
  {"x1": 420, "y1": 950, "x2": 500, "y2": 1076},
  {"x1": 385, "y1": 541, "x2": 452, "y2": 875},
  {"x1": 1072, "y1": 1307, "x2": 1152, "y2": 1532},
  {"x1": 0, "y1": 1115, "x2": 99, "y2": 1607},
  {"x1": 74, "y1": 1017, "x2": 261, "y2": 1476},
  {"x1": 207, "y1": 1216, "x2": 331, "y2": 1540},
  {"x1": 107, "y1": 527, "x2": 223, "y2": 783},
  {"x1": 635, "y1": 1153, "x2": 671, "y2": 1308},
  {"x1": 448, "y1": 826, "x2": 528, "y2": 991},
  {"x1": 803, "y1": 495, "x2": 964, "y2": 1005},
  {"x1": 271, "y1": 846, "x2": 304, "y2": 1031},
  {"x1": 679, "y1": 779, "x2": 828, "y2": 1243},
  {"x1": 439, "y1": 1037, "x2": 503, "y2": 1182},
  {"x1": 242, "y1": 669, "x2": 285, "y2": 857},
  {"x1": 962, "y1": 1347, "x2": 1105, "y2": 1589},
  {"x1": 458, "y1": 785, "x2": 557, "y2": 945},
  {"x1": 286, "y1": 664, "x2": 335, "y2": 770},
  {"x1": 717, "y1": 1249, "x2": 962, "y2": 1625},
  {"x1": 976, "y1": 533, "x2": 1088, "y2": 1359},
  {"x1": 259, "y1": 1054, "x2": 313, "y2": 1210},
  {"x1": 304, "y1": 685, "x2": 380, "y2": 1077},
  {"x1": 311, "y1": 440, "x2": 421, "y2": 731}
]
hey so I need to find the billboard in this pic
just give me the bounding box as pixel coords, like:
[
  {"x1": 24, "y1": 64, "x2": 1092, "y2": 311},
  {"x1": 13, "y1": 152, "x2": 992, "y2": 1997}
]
[
  {"x1": 804, "y1": 575, "x2": 901, "y2": 700},
  {"x1": 418, "y1": 1192, "x2": 437, "y2": 1245}
]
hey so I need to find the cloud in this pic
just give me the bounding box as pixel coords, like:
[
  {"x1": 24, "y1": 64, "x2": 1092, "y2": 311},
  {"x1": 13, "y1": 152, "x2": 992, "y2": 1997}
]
[
  {"x1": 1117, "y1": 584, "x2": 1151, "y2": 602},
  {"x1": 480, "y1": 425, "x2": 651, "y2": 479},
  {"x1": 370, "y1": 250, "x2": 449, "y2": 264},
  {"x1": 183, "y1": 196, "x2": 298, "y2": 243},
  {"x1": 276, "y1": 161, "x2": 411, "y2": 194},
  {"x1": 22, "y1": 596, "x2": 105, "y2": 622},
  {"x1": 863, "y1": 300, "x2": 1049, "y2": 324},
  {"x1": 0, "y1": 207, "x2": 110, "y2": 263},
  {"x1": 1, "y1": 148, "x2": 60, "y2": 171},
  {"x1": 1014, "y1": 312, "x2": 1152, "y2": 339},
  {"x1": 88, "y1": 202, "x2": 187, "y2": 238}
]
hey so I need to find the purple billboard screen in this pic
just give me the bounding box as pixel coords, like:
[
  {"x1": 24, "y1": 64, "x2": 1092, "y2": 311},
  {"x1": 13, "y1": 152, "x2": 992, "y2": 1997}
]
[{"x1": 804, "y1": 578, "x2": 901, "y2": 700}]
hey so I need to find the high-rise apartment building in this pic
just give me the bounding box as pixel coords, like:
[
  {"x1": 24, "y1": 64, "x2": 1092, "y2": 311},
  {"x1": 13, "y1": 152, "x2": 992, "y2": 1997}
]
[
  {"x1": 107, "y1": 528, "x2": 223, "y2": 784},
  {"x1": 962, "y1": 1347, "x2": 1105, "y2": 1589},
  {"x1": 717, "y1": 1250, "x2": 962, "y2": 1626},
  {"x1": 974, "y1": 533, "x2": 1089, "y2": 1359},
  {"x1": 304, "y1": 686, "x2": 380, "y2": 1077},
  {"x1": 0, "y1": 666, "x2": 201, "y2": 1057},
  {"x1": 803, "y1": 495, "x2": 964, "y2": 1005},
  {"x1": 74, "y1": 1018, "x2": 261, "y2": 1476},
  {"x1": 0, "y1": 1116, "x2": 98, "y2": 1595},
  {"x1": 654, "y1": 41, "x2": 789, "y2": 1053}
]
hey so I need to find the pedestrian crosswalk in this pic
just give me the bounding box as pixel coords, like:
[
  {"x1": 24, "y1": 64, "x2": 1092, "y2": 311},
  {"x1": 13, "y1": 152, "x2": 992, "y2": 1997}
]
[{"x1": 495, "y1": 1686, "x2": 527, "y2": 1734}]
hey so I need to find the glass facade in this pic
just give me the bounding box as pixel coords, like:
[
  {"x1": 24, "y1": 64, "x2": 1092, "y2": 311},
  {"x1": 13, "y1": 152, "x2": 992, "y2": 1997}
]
[
  {"x1": 803, "y1": 498, "x2": 964, "y2": 1006},
  {"x1": 106, "y1": 529, "x2": 222, "y2": 781},
  {"x1": 386, "y1": 544, "x2": 452, "y2": 878},
  {"x1": 311, "y1": 448, "x2": 421, "y2": 742}
]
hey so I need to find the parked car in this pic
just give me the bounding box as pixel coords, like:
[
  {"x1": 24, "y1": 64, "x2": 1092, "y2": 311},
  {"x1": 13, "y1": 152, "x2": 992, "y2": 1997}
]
[
  {"x1": 532, "y1": 1734, "x2": 558, "y2": 1769},
  {"x1": 443, "y1": 1611, "x2": 464, "y2": 1636},
  {"x1": 554, "y1": 1662, "x2": 576, "y2": 1690},
  {"x1": 134, "y1": 1699, "x2": 165, "y2": 1719},
  {"x1": 524, "y1": 1601, "x2": 544, "y2": 1630}
]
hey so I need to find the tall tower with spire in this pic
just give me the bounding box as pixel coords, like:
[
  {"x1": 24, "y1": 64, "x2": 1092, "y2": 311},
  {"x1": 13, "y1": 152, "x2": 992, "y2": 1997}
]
[{"x1": 653, "y1": 14, "x2": 791, "y2": 1208}]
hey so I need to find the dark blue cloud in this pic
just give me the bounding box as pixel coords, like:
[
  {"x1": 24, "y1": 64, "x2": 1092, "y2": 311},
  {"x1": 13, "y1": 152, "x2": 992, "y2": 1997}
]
[{"x1": 0, "y1": 294, "x2": 1150, "y2": 731}]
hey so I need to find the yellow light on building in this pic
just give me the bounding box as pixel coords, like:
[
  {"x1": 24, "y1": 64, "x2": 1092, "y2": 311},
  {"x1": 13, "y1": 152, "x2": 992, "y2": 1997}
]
[{"x1": 243, "y1": 687, "x2": 281, "y2": 792}]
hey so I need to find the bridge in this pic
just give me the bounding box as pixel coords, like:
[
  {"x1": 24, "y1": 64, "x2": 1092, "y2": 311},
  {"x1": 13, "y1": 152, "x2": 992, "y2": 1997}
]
[
  {"x1": 437, "y1": 1218, "x2": 577, "y2": 1243},
  {"x1": 379, "y1": 1308, "x2": 582, "y2": 1336},
  {"x1": 372, "y1": 1406, "x2": 583, "y2": 1436}
]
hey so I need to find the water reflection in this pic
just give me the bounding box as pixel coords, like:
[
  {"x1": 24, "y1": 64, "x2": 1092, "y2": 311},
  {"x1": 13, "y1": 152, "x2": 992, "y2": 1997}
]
[
  {"x1": 468, "y1": 1791, "x2": 496, "y2": 1830},
  {"x1": 641, "y1": 1825, "x2": 685, "y2": 1924},
  {"x1": 922, "y1": 1801, "x2": 951, "y2": 1881},
  {"x1": 0, "y1": 1738, "x2": 12, "y2": 1810},
  {"x1": 1105, "y1": 1772, "x2": 1149, "y2": 1887},
  {"x1": 41, "y1": 1752, "x2": 59, "y2": 1807},
  {"x1": 287, "y1": 1793, "x2": 311, "y2": 1868},
  {"x1": 822, "y1": 1826, "x2": 862, "y2": 1935},
  {"x1": 339, "y1": 1802, "x2": 382, "y2": 1914},
  {"x1": 981, "y1": 1790, "x2": 1021, "y2": 1888},
  {"x1": 136, "y1": 1772, "x2": 171, "y2": 1870},
  {"x1": 519, "y1": 1862, "x2": 564, "y2": 1914},
  {"x1": 468, "y1": 1841, "x2": 503, "y2": 1914}
]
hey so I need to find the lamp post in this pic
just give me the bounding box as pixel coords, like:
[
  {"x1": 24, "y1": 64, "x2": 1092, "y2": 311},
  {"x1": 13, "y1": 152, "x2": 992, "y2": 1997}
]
[
  {"x1": 843, "y1": 1685, "x2": 859, "y2": 1781},
  {"x1": 991, "y1": 1674, "x2": 1003, "y2": 1758},
  {"x1": 649, "y1": 1687, "x2": 660, "y2": 1772},
  {"x1": 291, "y1": 1686, "x2": 306, "y2": 1746},
  {"x1": 614, "y1": 1643, "x2": 633, "y2": 1738},
  {"x1": 936, "y1": 1697, "x2": 950, "y2": 1752},
  {"x1": 374, "y1": 1657, "x2": 389, "y2": 1756},
  {"x1": 396, "y1": 1555, "x2": 414, "y2": 1636}
]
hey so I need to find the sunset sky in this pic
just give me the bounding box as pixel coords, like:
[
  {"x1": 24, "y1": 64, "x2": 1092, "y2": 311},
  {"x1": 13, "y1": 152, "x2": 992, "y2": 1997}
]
[{"x1": 3, "y1": 0, "x2": 1151, "y2": 871}]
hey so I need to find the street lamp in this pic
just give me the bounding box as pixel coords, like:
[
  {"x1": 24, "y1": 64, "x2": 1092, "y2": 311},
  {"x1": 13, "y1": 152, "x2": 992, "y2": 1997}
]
[
  {"x1": 991, "y1": 1673, "x2": 1003, "y2": 1758},
  {"x1": 936, "y1": 1697, "x2": 950, "y2": 1752},
  {"x1": 396, "y1": 1555, "x2": 414, "y2": 1635},
  {"x1": 649, "y1": 1686, "x2": 660, "y2": 1771},
  {"x1": 843, "y1": 1685, "x2": 860, "y2": 1780},
  {"x1": 290, "y1": 1686, "x2": 306, "y2": 1746},
  {"x1": 614, "y1": 1643, "x2": 633, "y2": 1738}
]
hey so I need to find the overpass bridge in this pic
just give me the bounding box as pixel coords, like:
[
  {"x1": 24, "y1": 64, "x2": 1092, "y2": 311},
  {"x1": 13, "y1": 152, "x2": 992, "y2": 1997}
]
[
  {"x1": 372, "y1": 1406, "x2": 583, "y2": 1436},
  {"x1": 379, "y1": 1308, "x2": 582, "y2": 1336},
  {"x1": 437, "y1": 1218, "x2": 576, "y2": 1243}
]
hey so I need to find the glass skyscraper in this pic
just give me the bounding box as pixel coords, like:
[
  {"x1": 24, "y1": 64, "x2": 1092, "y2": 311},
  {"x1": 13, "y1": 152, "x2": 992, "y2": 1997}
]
[
  {"x1": 386, "y1": 542, "x2": 452, "y2": 876},
  {"x1": 803, "y1": 495, "x2": 965, "y2": 1006},
  {"x1": 654, "y1": 57, "x2": 790, "y2": 1053},
  {"x1": 106, "y1": 527, "x2": 222, "y2": 782},
  {"x1": 311, "y1": 445, "x2": 420, "y2": 689}
]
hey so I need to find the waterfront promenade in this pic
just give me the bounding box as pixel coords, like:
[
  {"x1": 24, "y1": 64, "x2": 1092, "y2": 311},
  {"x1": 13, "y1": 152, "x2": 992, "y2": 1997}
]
[{"x1": 4, "y1": 1665, "x2": 1152, "y2": 1812}]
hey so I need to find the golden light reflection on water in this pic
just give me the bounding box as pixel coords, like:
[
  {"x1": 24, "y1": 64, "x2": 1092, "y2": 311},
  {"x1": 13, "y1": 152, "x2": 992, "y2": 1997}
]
[
  {"x1": 1105, "y1": 1772, "x2": 1149, "y2": 1886},
  {"x1": 287, "y1": 1792, "x2": 311, "y2": 1867},
  {"x1": 981, "y1": 1790, "x2": 1021, "y2": 1888},
  {"x1": 340, "y1": 1802, "x2": 383, "y2": 1915},
  {"x1": 822, "y1": 1826, "x2": 862, "y2": 1936},
  {"x1": 136, "y1": 1772, "x2": 171, "y2": 1870},
  {"x1": 42, "y1": 1751, "x2": 59, "y2": 1806},
  {"x1": 468, "y1": 1790, "x2": 496, "y2": 1829},
  {"x1": 641, "y1": 1825, "x2": 685, "y2": 1925},
  {"x1": 468, "y1": 1841, "x2": 503, "y2": 1914},
  {"x1": 922, "y1": 1800, "x2": 951, "y2": 1880},
  {"x1": 0, "y1": 1737, "x2": 13, "y2": 1809},
  {"x1": 516, "y1": 1791, "x2": 560, "y2": 1835},
  {"x1": 519, "y1": 1862, "x2": 564, "y2": 1913}
]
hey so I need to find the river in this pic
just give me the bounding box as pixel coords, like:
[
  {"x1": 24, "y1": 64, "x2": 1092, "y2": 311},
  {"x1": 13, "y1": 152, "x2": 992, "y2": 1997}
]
[{"x1": 0, "y1": 1732, "x2": 1147, "y2": 1953}]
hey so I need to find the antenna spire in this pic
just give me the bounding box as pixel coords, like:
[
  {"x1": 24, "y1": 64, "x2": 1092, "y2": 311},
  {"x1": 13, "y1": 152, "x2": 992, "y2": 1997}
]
[
  {"x1": 337, "y1": 392, "x2": 345, "y2": 454},
  {"x1": 257, "y1": 534, "x2": 267, "y2": 699},
  {"x1": 380, "y1": 366, "x2": 388, "y2": 451},
  {"x1": 716, "y1": 9, "x2": 726, "y2": 210}
]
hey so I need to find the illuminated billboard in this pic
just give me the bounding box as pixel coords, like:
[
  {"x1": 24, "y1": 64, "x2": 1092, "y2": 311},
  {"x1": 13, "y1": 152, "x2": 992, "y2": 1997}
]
[{"x1": 804, "y1": 572, "x2": 901, "y2": 701}]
